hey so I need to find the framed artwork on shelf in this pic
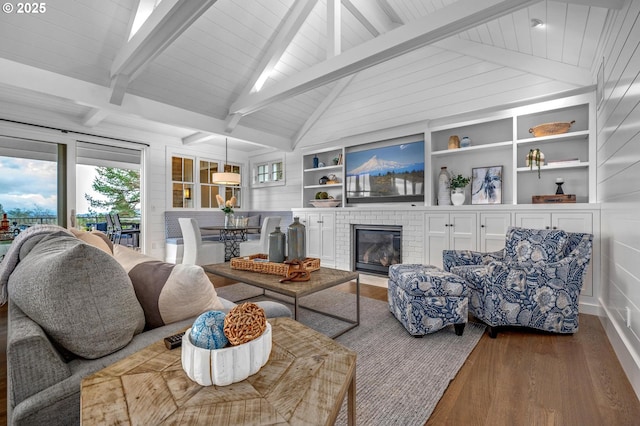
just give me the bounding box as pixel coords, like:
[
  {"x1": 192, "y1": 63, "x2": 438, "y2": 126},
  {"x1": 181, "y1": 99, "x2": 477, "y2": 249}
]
[{"x1": 471, "y1": 165, "x2": 503, "y2": 205}]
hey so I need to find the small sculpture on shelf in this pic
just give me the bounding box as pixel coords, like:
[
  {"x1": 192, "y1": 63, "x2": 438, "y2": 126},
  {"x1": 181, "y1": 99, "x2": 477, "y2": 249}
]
[
  {"x1": 555, "y1": 178, "x2": 564, "y2": 195},
  {"x1": 526, "y1": 148, "x2": 545, "y2": 178}
]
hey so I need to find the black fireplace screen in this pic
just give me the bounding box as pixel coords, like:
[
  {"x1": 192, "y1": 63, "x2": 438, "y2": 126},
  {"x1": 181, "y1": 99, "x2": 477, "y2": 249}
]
[{"x1": 353, "y1": 225, "x2": 401, "y2": 275}]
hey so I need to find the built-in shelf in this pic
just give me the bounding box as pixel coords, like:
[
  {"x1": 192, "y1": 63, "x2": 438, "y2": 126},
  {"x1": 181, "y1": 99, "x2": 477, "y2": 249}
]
[
  {"x1": 303, "y1": 183, "x2": 343, "y2": 189},
  {"x1": 303, "y1": 165, "x2": 342, "y2": 173},
  {"x1": 431, "y1": 140, "x2": 512, "y2": 156},
  {"x1": 516, "y1": 130, "x2": 589, "y2": 146},
  {"x1": 517, "y1": 162, "x2": 589, "y2": 172}
]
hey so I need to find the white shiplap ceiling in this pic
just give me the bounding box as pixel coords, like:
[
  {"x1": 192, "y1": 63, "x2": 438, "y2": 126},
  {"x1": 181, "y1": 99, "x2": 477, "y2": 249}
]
[{"x1": 0, "y1": 0, "x2": 621, "y2": 152}]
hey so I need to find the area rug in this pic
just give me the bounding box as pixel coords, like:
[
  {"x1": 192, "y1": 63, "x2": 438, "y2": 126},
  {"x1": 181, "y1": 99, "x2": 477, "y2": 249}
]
[{"x1": 215, "y1": 283, "x2": 485, "y2": 426}]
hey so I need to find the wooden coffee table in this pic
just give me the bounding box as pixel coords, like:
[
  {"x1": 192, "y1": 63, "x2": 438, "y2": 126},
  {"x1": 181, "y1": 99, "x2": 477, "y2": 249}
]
[
  {"x1": 204, "y1": 263, "x2": 360, "y2": 338},
  {"x1": 81, "y1": 317, "x2": 356, "y2": 425}
]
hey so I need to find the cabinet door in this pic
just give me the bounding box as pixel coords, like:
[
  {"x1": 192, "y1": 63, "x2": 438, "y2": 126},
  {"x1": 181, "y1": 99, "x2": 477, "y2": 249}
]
[
  {"x1": 318, "y1": 212, "x2": 335, "y2": 265},
  {"x1": 552, "y1": 212, "x2": 592, "y2": 233},
  {"x1": 514, "y1": 213, "x2": 551, "y2": 230},
  {"x1": 449, "y1": 213, "x2": 477, "y2": 252},
  {"x1": 305, "y1": 213, "x2": 322, "y2": 259},
  {"x1": 425, "y1": 213, "x2": 449, "y2": 268},
  {"x1": 480, "y1": 213, "x2": 511, "y2": 252}
]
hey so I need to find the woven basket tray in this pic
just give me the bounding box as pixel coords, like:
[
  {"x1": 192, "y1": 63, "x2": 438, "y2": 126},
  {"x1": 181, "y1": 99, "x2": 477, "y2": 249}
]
[
  {"x1": 230, "y1": 254, "x2": 320, "y2": 276},
  {"x1": 529, "y1": 120, "x2": 575, "y2": 137}
]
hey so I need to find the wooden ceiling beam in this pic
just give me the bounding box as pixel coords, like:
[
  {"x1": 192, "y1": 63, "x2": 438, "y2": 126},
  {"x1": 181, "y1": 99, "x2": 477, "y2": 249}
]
[
  {"x1": 435, "y1": 38, "x2": 593, "y2": 86},
  {"x1": 224, "y1": 0, "x2": 317, "y2": 132},
  {"x1": 81, "y1": 108, "x2": 109, "y2": 128},
  {"x1": 0, "y1": 58, "x2": 293, "y2": 151},
  {"x1": 229, "y1": 0, "x2": 539, "y2": 116},
  {"x1": 109, "y1": 0, "x2": 217, "y2": 103}
]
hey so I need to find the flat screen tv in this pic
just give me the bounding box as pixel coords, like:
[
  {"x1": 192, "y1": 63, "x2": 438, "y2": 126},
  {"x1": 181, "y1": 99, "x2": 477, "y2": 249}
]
[{"x1": 345, "y1": 139, "x2": 425, "y2": 204}]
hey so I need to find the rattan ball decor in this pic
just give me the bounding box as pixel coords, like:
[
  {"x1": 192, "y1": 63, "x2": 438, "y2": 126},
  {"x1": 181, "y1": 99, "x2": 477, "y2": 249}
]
[{"x1": 223, "y1": 303, "x2": 267, "y2": 345}]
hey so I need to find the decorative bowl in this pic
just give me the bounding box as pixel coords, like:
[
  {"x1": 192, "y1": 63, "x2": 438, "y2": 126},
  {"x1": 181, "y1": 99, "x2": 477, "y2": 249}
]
[
  {"x1": 181, "y1": 322, "x2": 272, "y2": 386},
  {"x1": 309, "y1": 199, "x2": 341, "y2": 208},
  {"x1": 529, "y1": 120, "x2": 575, "y2": 137}
]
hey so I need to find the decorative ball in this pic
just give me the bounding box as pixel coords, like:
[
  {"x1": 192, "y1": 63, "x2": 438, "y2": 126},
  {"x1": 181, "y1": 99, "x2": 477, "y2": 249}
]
[
  {"x1": 223, "y1": 303, "x2": 267, "y2": 346},
  {"x1": 189, "y1": 310, "x2": 229, "y2": 350}
]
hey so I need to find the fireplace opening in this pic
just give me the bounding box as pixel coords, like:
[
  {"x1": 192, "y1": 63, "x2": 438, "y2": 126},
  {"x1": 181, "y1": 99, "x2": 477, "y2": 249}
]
[{"x1": 352, "y1": 225, "x2": 401, "y2": 276}]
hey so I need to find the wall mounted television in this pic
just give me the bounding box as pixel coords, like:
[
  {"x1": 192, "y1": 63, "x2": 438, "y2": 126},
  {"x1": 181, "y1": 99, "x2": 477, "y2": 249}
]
[{"x1": 345, "y1": 138, "x2": 425, "y2": 204}]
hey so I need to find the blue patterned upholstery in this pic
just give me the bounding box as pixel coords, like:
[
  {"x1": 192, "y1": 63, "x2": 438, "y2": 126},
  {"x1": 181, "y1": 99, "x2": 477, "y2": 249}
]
[
  {"x1": 443, "y1": 227, "x2": 593, "y2": 337},
  {"x1": 388, "y1": 264, "x2": 468, "y2": 336}
]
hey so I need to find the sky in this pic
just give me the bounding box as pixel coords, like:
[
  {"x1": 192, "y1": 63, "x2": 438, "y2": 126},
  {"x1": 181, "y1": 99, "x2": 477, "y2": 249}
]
[{"x1": 0, "y1": 157, "x2": 106, "y2": 215}]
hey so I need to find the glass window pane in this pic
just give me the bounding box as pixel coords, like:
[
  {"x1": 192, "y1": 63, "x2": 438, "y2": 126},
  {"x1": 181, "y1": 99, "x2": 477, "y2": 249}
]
[
  {"x1": 171, "y1": 156, "x2": 183, "y2": 181},
  {"x1": 184, "y1": 158, "x2": 194, "y2": 182},
  {"x1": 172, "y1": 183, "x2": 184, "y2": 208}
]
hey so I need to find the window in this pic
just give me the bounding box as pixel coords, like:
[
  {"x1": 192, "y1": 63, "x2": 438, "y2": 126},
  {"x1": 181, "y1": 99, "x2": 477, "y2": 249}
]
[
  {"x1": 171, "y1": 155, "x2": 194, "y2": 208},
  {"x1": 253, "y1": 158, "x2": 285, "y2": 187}
]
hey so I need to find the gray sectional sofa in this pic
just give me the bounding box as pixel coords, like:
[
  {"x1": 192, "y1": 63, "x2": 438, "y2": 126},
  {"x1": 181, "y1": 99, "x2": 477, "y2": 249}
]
[{"x1": 2, "y1": 225, "x2": 291, "y2": 425}]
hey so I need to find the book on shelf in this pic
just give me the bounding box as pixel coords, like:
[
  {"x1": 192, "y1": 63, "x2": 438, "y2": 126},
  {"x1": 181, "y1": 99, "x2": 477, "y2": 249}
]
[{"x1": 546, "y1": 158, "x2": 581, "y2": 167}]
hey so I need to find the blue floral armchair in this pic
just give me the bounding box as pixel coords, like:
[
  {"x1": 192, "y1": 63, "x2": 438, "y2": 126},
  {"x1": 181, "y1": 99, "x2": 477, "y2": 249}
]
[{"x1": 443, "y1": 227, "x2": 593, "y2": 338}]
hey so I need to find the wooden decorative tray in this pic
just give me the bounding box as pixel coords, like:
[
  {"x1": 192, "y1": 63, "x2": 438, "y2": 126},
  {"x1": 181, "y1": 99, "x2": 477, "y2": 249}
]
[
  {"x1": 532, "y1": 194, "x2": 576, "y2": 204},
  {"x1": 230, "y1": 254, "x2": 320, "y2": 276}
]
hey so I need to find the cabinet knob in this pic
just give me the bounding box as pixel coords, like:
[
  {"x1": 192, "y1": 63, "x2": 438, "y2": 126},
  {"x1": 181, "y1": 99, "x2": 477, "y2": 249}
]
[
  {"x1": 445, "y1": 224, "x2": 449, "y2": 227},
  {"x1": 449, "y1": 224, "x2": 454, "y2": 227},
  {"x1": 545, "y1": 226, "x2": 550, "y2": 229},
  {"x1": 481, "y1": 225, "x2": 485, "y2": 228},
  {"x1": 552, "y1": 226, "x2": 557, "y2": 229}
]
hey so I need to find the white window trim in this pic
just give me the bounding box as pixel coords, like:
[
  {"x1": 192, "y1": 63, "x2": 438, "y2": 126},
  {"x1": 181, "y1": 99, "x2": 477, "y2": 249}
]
[{"x1": 251, "y1": 156, "x2": 285, "y2": 188}]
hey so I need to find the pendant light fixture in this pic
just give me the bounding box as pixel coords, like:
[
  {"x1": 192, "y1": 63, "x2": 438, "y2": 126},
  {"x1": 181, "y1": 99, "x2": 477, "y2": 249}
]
[{"x1": 211, "y1": 138, "x2": 241, "y2": 185}]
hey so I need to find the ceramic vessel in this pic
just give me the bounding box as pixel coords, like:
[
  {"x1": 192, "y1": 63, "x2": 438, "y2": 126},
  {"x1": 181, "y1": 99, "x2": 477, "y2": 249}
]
[
  {"x1": 460, "y1": 136, "x2": 471, "y2": 148},
  {"x1": 287, "y1": 217, "x2": 306, "y2": 261},
  {"x1": 181, "y1": 323, "x2": 272, "y2": 387},
  {"x1": 451, "y1": 188, "x2": 465, "y2": 206},
  {"x1": 448, "y1": 135, "x2": 460, "y2": 149},
  {"x1": 437, "y1": 167, "x2": 451, "y2": 206},
  {"x1": 268, "y1": 226, "x2": 286, "y2": 263}
]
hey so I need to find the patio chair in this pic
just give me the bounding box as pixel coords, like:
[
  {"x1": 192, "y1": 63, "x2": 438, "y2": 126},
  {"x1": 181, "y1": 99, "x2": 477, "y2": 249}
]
[
  {"x1": 112, "y1": 213, "x2": 139, "y2": 247},
  {"x1": 443, "y1": 226, "x2": 593, "y2": 337}
]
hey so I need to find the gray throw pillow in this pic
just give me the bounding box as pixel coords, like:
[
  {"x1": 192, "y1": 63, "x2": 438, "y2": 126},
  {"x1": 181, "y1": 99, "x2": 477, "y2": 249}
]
[{"x1": 8, "y1": 233, "x2": 145, "y2": 359}]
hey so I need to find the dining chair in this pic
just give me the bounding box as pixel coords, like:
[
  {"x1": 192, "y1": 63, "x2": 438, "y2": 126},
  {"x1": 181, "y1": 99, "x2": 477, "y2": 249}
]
[
  {"x1": 239, "y1": 216, "x2": 281, "y2": 257},
  {"x1": 178, "y1": 217, "x2": 225, "y2": 265}
]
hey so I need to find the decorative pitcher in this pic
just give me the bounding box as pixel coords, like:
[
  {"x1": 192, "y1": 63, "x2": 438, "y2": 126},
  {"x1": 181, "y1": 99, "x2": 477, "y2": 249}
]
[
  {"x1": 287, "y1": 217, "x2": 306, "y2": 261},
  {"x1": 268, "y1": 226, "x2": 286, "y2": 263}
]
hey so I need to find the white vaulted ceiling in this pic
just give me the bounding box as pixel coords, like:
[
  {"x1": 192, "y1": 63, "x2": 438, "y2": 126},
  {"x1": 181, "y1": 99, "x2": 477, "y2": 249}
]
[{"x1": 0, "y1": 0, "x2": 621, "y2": 152}]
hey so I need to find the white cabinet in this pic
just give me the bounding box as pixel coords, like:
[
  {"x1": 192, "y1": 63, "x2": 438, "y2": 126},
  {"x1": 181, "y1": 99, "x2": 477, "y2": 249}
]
[
  {"x1": 514, "y1": 212, "x2": 592, "y2": 233},
  {"x1": 298, "y1": 211, "x2": 336, "y2": 267},
  {"x1": 479, "y1": 212, "x2": 511, "y2": 252},
  {"x1": 514, "y1": 211, "x2": 594, "y2": 297},
  {"x1": 302, "y1": 148, "x2": 343, "y2": 208},
  {"x1": 425, "y1": 213, "x2": 477, "y2": 268}
]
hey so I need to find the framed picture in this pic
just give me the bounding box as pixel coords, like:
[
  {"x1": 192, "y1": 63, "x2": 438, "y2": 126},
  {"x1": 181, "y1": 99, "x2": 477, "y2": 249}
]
[{"x1": 471, "y1": 166, "x2": 503, "y2": 204}]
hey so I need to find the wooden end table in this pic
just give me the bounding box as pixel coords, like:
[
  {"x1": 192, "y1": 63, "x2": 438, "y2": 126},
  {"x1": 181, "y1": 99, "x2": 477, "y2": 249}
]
[
  {"x1": 81, "y1": 317, "x2": 356, "y2": 425},
  {"x1": 204, "y1": 263, "x2": 360, "y2": 338}
]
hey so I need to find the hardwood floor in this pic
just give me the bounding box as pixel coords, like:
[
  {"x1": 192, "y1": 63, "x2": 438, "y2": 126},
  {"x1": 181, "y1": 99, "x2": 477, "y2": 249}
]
[{"x1": 2, "y1": 281, "x2": 639, "y2": 426}]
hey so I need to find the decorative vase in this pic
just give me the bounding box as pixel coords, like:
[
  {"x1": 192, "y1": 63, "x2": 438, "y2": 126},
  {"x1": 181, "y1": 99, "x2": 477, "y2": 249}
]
[
  {"x1": 313, "y1": 155, "x2": 319, "y2": 168},
  {"x1": 437, "y1": 167, "x2": 451, "y2": 206},
  {"x1": 460, "y1": 136, "x2": 471, "y2": 148},
  {"x1": 268, "y1": 226, "x2": 286, "y2": 263},
  {"x1": 224, "y1": 213, "x2": 234, "y2": 227},
  {"x1": 448, "y1": 135, "x2": 460, "y2": 150},
  {"x1": 287, "y1": 217, "x2": 306, "y2": 261},
  {"x1": 451, "y1": 188, "x2": 465, "y2": 206}
]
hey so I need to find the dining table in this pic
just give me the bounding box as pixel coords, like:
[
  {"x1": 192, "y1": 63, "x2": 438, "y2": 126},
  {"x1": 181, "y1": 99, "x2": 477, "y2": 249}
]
[{"x1": 200, "y1": 225, "x2": 261, "y2": 260}]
